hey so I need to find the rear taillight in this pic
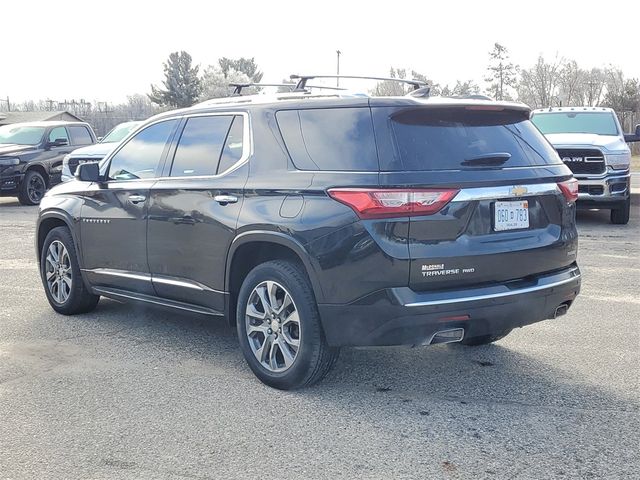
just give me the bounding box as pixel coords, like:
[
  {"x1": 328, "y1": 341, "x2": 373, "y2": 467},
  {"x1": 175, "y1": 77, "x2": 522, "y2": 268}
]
[
  {"x1": 558, "y1": 179, "x2": 579, "y2": 203},
  {"x1": 327, "y1": 188, "x2": 459, "y2": 219}
]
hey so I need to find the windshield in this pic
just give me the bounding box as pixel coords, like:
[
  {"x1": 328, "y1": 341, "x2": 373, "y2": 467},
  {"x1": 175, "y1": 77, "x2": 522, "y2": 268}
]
[
  {"x1": 531, "y1": 112, "x2": 618, "y2": 136},
  {"x1": 101, "y1": 122, "x2": 140, "y2": 143},
  {"x1": 0, "y1": 125, "x2": 45, "y2": 145}
]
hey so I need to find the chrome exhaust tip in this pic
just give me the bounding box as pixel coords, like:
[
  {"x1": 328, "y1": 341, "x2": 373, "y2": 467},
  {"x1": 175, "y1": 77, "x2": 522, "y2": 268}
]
[
  {"x1": 554, "y1": 303, "x2": 569, "y2": 318},
  {"x1": 427, "y1": 328, "x2": 465, "y2": 345}
]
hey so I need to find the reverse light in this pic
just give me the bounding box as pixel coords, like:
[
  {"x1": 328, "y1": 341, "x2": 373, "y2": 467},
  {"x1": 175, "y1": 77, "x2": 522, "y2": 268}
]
[
  {"x1": 327, "y1": 188, "x2": 459, "y2": 219},
  {"x1": 558, "y1": 178, "x2": 579, "y2": 203}
]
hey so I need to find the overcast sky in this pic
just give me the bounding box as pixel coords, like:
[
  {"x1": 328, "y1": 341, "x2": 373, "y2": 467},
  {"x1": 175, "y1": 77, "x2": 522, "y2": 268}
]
[{"x1": 1, "y1": 0, "x2": 639, "y2": 104}]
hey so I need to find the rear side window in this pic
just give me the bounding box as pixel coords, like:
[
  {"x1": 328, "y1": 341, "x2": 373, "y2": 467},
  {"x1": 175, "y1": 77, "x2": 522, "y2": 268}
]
[
  {"x1": 170, "y1": 115, "x2": 234, "y2": 177},
  {"x1": 68, "y1": 125, "x2": 93, "y2": 145},
  {"x1": 217, "y1": 116, "x2": 244, "y2": 174},
  {"x1": 388, "y1": 108, "x2": 561, "y2": 171},
  {"x1": 277, "y1": 108, "x2": 378, "y2": 171}
]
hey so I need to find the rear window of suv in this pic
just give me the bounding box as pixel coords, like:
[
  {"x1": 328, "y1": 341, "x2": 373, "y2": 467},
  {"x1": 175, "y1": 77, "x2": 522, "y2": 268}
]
[
  {"x1": 387, "y1": 108, "x2": 561, "y2": 171},
  {"x1": 276, "y1": 108, "x2": 378, "y2": 171}
]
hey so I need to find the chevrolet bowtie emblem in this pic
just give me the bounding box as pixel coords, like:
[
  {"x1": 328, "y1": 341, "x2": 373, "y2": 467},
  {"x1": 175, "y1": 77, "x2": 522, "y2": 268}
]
[{"x1": 510, "y1": 186, "x2": 528, "y2": 196}]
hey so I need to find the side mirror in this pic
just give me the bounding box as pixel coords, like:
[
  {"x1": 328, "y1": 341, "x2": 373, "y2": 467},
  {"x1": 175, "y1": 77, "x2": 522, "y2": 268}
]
[
  {"x1": 49, "y1": 138, "x2": 68, "y2": 147},
  {"x1": 97, "y1": 136, "x2": 103, "y2": 142},
  {"x1": 75, "y1": 162, "x2": 100, "y2": 182},
  {"x1": 624, "y1": 124, "x2": 640, "y2": 143}
]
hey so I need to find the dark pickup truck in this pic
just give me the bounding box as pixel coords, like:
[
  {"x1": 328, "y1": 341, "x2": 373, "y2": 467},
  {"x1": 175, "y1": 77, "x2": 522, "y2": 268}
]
[{"x1": 0, "y1": 121, "x2": 97, "y2": 205}]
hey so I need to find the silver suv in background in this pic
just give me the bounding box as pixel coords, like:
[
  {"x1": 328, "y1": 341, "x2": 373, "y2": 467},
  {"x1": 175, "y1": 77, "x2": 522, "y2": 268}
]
[
  {"x1": 531, "y1": 107, "x2": 638, "y2": 224},
  {"x1": 61, "y1": 121, "x2": 142, "y2": 181}
]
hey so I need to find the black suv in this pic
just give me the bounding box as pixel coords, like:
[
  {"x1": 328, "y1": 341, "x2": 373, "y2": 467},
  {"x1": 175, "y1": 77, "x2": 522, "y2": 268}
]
[
  {"x1": 0, "y1": 121, "x2": 97, "y2": 205},
  {"x1": 35, "y1": 80, "x2": 581, "y2": 389}
]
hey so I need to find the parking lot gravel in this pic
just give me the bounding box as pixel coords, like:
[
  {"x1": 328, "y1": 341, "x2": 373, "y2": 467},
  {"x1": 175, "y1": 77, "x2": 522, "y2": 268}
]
[{"x1": 0, "y1": 196, "x2": 638, "y2": 479}]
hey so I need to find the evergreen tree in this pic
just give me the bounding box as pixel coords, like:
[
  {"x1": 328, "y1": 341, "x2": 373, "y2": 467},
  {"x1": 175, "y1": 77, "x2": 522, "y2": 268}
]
[
  {"x1": 485, "y1": 43, "x2": 518, "y2": 100},
  {"x1": 149, "y1": 51, "x2": 202, "y2": 108}
]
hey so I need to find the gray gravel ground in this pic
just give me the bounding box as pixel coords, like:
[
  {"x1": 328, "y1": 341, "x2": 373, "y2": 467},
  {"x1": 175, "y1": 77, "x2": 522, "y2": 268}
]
[{"x1": 0, "y1": 196, "x2": 638, "y2": 480}]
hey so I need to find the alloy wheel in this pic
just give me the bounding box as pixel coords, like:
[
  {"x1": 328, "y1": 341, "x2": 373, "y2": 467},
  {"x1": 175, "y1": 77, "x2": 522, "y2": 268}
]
[
  {"x1": 28, "y1": 175, "x2": 46, "y2": 203},
  {"x1": 45, "y1": 240, "x2": 72, "y2": 304},
  {"x1": 245, "y1": 280, "x2": 301, "y2": 372}
]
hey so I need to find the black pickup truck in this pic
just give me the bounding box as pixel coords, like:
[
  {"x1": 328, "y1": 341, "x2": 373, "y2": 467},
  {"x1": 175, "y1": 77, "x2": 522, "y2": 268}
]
[{"x1": 0, "y1": 121, "x2": 96, "y2": 205}]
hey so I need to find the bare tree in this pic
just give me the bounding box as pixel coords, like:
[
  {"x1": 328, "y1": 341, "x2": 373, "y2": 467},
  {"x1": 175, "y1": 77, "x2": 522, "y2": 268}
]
[
  {"x1": 557, "y1": 60, "x2": 582, "y2": 106},
  {"x1": 517, "y1": 55, "x2": 563, "y2": 108},
  {"x1": 580, "y1": 68, "x2": 607, "y2": 106}
]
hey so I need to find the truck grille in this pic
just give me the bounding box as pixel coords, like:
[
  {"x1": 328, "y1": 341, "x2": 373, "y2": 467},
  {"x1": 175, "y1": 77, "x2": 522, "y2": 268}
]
[{"x1": 555, "y1": 148, "x2": 605, "y2": 175}]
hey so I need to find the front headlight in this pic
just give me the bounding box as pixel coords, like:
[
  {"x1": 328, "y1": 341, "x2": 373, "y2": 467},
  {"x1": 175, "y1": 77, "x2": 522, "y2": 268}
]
[
  {"x1": 606, "y1": 152, "x2": 631, "y2": 170},
  {"x1": 0, "y1": 157, "x2": 20, "y2": 166}
]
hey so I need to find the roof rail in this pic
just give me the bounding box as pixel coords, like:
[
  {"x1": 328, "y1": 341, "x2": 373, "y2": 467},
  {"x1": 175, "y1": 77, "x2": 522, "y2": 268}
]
[
  {"x1": 229, "y1": 83, "x2": 296, "y2": 95},
  {"x1": 290, "y1": 74, "x2": 427, "y2": 91}
]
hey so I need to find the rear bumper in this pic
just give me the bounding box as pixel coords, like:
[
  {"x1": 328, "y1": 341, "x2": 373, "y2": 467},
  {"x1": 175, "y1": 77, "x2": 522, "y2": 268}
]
[
  {"x1": 318, "y1": 265, "x2": 581, "y2": 347},
  {"x1": 575, "y1": 171, "x2": 630, "y2": 209}
]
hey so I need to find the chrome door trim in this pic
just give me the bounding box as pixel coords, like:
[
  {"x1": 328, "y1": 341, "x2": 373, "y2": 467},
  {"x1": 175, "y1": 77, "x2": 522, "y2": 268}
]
[
  {"x1": 451, "y1": 183, "x2": 560, "y2": 202},
  {"x1": 82, "y1": 268, "x2": 151, "y2": 282},
  {"x1": 152, "y1": 275, "x2": 223, "y2": 294}
]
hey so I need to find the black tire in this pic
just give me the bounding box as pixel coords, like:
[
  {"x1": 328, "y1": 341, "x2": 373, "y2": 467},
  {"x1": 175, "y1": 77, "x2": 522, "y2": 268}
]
[
  {"x1": 18, "y1": 170, "x2": 47, "y2": 206},
  {"x1": 610, "y1": 197, "x2": 630, "y2": 225},
  {"x1": 236, "y1": 260, "x2": 339, "y2": 390},
  {"x1": 40, "y1": 226, "x2": 99, "y2": 315},
  {"x1": 460, "y1": 329, "x2": 512, "y2": 346}
]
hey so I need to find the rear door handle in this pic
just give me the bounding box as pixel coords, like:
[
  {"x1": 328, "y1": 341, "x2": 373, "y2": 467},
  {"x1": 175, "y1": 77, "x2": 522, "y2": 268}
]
[
  {"x1": 128, "y1": 194, "x2": 146, "y2": 204},
  {"x1": 214, "y1": 194, "x2": 238, "y2": 205}
]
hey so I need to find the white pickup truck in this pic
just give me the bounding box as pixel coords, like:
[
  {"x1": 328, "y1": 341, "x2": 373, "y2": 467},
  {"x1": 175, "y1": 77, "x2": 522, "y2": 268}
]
[{"x1": 531, "y1": 107, "x2": 638, "y2": 224}]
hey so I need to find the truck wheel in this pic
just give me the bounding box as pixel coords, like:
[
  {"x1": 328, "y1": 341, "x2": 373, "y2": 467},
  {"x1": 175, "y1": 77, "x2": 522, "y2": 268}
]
[
  {"x1": 40, "y1": 226, "x2": 100, "y2": 315},
  {"x1": 610, "y1": 197, "x2": 630, "y2": 225},
  {"x1": 18, "y1": 170, "x2": 47, "y2": 205},
  {"x1": 236, "y1": 260, "x2": 339, "y2": 390},
  {"x1": 460, "y1": 329, "x2": 512, "y2": 346}
]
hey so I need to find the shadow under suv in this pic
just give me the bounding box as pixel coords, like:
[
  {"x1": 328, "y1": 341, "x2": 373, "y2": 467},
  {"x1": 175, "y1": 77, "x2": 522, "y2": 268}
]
[{"x1": 35, "y1": 82, "x2": 581, "y2": 389}]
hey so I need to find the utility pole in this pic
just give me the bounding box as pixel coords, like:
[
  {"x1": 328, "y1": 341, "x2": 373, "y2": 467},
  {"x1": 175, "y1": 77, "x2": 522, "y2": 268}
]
[{"x1": 336, "y1": 50, "x2": 341, "y2": 87}]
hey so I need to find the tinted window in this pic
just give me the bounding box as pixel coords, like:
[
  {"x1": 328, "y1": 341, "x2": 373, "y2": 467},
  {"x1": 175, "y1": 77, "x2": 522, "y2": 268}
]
[
  {"x1": 48, "y1": 127, "x2": 69, "y2": 143},
  {"x1": 68, "y1": 125, "x2": 93, "y2": 145},
  {"x1": 389, "y1": 109, "x2": 561, "y2": 171},
  {"x1": 277, "y1": 108, "x2": 378, "y2": 171},
  {"x1": 170, "y1": 116, "x2": 233, "y2": 177},
  {"x1": 531, "y1": 112, "x2": 618, "y2": 136},
  {"x1": 217, "y1": 116, "x2": 244, "y2": 173},
  {"x1": 108, "y1": 120, "x2": 177, "y2": 181}
]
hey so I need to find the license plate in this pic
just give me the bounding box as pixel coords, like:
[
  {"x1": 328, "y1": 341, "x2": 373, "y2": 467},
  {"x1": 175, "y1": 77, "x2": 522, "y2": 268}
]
[{"x1": 494, "y1": 200, "x2": 529, "y2": 231}]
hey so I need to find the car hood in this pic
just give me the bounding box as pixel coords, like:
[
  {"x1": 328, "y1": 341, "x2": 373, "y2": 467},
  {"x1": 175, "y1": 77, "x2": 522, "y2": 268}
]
[
  {"x1": 0, "y1": 144, "x2": 37, "y2": 156},
  {"x1": 68, "y1": 142, "x2": 117, "y2": 157},
  {"x1": 544, "y1": 133, "x2": 628, "y2": 153}
]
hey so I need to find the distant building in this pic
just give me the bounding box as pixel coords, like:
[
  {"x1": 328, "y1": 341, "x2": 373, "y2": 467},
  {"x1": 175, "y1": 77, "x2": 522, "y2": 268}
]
[{"x1": 0, "y1": 111, "x2": 84, "y2": 126}]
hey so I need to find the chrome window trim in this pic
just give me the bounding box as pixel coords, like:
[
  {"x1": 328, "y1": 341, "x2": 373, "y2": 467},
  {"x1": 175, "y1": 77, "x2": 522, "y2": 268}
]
[
  {"x1": 451, "y1": 183, "x2": 560, "y2": 202},
  {"x1": 404, "y1": 272, "x2": 580, "y2": 308},
  {"x1": 157, "y1": 111, "x2": 252, "y2": 181},
  {"x1": 99, "y1": 111, "x2": 252, "y2": 182}
]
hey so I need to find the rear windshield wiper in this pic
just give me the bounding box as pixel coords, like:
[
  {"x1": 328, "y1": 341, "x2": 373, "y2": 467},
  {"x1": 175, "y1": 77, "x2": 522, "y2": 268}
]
[{"x1": 461, "y1": 152, "x2": 511, "y2": 167}]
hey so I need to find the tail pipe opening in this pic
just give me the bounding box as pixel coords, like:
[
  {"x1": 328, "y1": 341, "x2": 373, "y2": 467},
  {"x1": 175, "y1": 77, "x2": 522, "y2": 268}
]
[
  {"x1": 425, "y1": 328, "x2": 465, "y2": 345},
  {"x1": 554, "y1": 302, "x2": 571, "y2": 319}
]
